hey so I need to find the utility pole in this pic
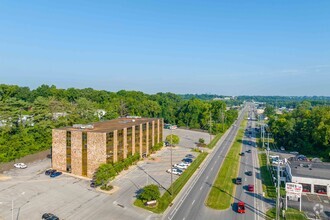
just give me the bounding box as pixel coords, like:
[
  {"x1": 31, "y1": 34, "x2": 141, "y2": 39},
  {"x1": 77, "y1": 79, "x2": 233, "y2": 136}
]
[
  {"x1": 170, "y1": 128, "x2": 173, "y2": 197},
  {"x1": 276, "y1": 159, "x2": 281, "y2": 220}
]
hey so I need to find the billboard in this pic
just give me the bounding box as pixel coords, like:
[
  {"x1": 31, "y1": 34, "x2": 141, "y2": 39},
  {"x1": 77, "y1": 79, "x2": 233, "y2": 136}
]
[{"x1": 286, "y1": 183, "x2": 303, "y2": 194}]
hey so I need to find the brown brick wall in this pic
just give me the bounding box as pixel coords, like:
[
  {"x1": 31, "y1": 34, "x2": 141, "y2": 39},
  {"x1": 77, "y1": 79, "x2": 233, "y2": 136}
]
[
  {"x1": 87, "y1": 132, "x2": 106, "y2": 178},
  {"x1": 71, "y1": 131, "x2": 82, "y2": 176},
  {"x1": 52, "y1": 129, "x2": 66, "y2": 171}
]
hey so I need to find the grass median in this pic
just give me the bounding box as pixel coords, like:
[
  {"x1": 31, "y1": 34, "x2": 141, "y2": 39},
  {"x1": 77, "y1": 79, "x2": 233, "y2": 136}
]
[
  {"x1": 266, "y1": 207, "x2": 307, "y2": 220},
  {"x1": 206, "y1": 118, "x2": 247, "y2": 209},
  {"x1": 134, "y1": 152, "x2": 208, "y2": 213}
]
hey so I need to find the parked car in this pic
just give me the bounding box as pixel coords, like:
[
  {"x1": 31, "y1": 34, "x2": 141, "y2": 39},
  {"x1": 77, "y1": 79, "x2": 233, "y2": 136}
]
[
  {"x1": 164, "y1": 141, "x2": 170, "y2": 146},
  {"x1": 46, "y1": 154, "x2": 52, "y2": 159},
  {"x1": 42, "y1": 213, "x2": 59, "y2": 220},
  {"x1": 185, "y1": 154, "x2": 195, "y2": 159},
  {"x1": 90, "y1": 180, "x2": 101, "y2": 188},
  {"x1": 182, "y1": 158, "x2": 193, "y2": 163},
  {"x1": 236, "y1": 177, "x2": 242, "y2": 185},
  {"x1": 50, "y1": 171, "x2": 62, "y2": 178},
  {"x1": 246, "y1": 171, "x2": 253, "y2": 176},
  {"x1": 248, "y1": 184, "x2": 254, "y2": 192},
  {"x1": 174, "y1": 163, "x2": 188, "y2": 170},
  {"x1": 166, "y1": 168, "x2": 182, "y2": 175},
  {"x1": 45, "y1": 169, "x2": 56, "y2": 176},
  {"x1": 237, "y1": 201, "x2": 245, "y2": 213},
  {"x1": 14, "y1": 163, "x2": 27, "y2": 169}
]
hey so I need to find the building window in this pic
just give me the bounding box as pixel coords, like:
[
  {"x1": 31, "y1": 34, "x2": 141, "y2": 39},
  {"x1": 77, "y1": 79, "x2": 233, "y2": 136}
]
[
  {"x1": 127, "y1": 127, "x2": 132, "y2": 157},
  {"x1": 135, "y1": 125, "x2": 140, "y2": 154},
  {"x1": 117, "y1": 129, "x2": 124, "y2": 161},
  {"x1": 159, "y1": 119, "x2": 163, "y2": 141},
  {"x1": 155, "y1": 120, "x2": 159, "y2": 144},
  {"x1": 66, "y1": 131, "x2": 71, "y2": 173},
  {"x1": 82, "y1": 132, "x2": 87, "y2": 176},
  {"x1": 106, "y1": 132, "x2": 114, "y2": 163},
  {"x1": 314, "y1": 184, "x2": 327, "y2": 195},
  {"x1": 301, "y1": 183, "x2": 311, "y2": 193},
  {"x1": 142, "y1": 123, "x2": 147, "y2": 155},
  {"x1": 148, "y1": 122, "x2": 152, "y2": 149}
]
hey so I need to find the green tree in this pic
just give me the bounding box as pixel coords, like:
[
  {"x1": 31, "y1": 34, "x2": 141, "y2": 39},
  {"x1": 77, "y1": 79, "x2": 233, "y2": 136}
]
[
  {"x1": 138, "y1": 184, "x2": 160, "y2": 201},
  {"x1": 165, "y1": 134, "x2": 180, "y2": 145}
]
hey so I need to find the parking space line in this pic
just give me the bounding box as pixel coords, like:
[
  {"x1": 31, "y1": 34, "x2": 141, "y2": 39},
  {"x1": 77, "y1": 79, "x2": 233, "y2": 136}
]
[{"x1": 191, "y1": 200, "x2": 195, "y2": 205}]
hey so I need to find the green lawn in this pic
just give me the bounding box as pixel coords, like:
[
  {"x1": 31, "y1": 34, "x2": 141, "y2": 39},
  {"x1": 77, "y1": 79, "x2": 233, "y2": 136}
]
[
  {"x1": 266, "y1": 207, "x2": 307, "y2": 220},
  {"x1": 205, "y1": 118, "x2": 247, "y2": 209},
  {"x1": 258, "y1": 152, "x2": 277, "y2": 198},
  {"x1": 134, "y1": 152, "x2": 208, "y2": 213},
  {"x1": 207, "y1": 132, "x2": 223, "y2": 149}
]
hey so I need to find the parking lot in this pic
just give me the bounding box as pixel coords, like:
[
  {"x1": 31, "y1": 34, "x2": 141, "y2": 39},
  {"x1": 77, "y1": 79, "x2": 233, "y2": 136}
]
[{"x1": 0, "y1": 129, "x2": 204, "y2": 220}]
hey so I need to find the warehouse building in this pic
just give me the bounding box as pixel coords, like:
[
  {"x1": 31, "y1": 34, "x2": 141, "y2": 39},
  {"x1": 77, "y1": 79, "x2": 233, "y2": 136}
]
[
  {"x1": 286, "y1": 157, "x2": 330, "y2": 197},
  {"x1": 52, "y1": 117, "x2": 163, "y2": 178}
]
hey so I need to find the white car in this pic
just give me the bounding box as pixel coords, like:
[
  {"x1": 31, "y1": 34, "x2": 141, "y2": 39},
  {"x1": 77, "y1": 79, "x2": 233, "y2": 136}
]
[
  {"x1": 174, "y1": 163, "x2": 188, "y2": 170},
  {"x1": 14, "y1": 163, "x2": 27, "y2": 169},
  {"x1": 167, "y1": 168, "x2": 182, "y2": 175}
]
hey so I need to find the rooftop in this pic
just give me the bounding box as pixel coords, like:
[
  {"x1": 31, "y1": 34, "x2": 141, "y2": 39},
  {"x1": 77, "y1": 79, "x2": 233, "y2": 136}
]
[
  {"x1": 55, "y1": 117, "x2": 160, "y2": 133},
  {"x1": 288, "y1": 157, "x2": 330, "y2": 180}
]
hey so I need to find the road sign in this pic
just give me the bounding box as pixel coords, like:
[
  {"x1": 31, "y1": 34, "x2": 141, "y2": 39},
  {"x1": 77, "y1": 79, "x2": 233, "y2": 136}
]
[{"x1": 286, "y1": 183, "x2": 302, "y2": 194}]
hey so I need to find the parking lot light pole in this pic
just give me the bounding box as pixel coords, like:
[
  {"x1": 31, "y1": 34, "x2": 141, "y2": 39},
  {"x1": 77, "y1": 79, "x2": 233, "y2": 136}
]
[{"x1": 170, "y1": 128, "x2": 173, "y2": 197}]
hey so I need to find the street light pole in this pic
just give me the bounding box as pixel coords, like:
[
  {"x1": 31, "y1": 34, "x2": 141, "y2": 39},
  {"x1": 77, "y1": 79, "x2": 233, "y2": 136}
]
[
  {"x1": 170, "y1": 128, "x2": 173, "y2": 197},
  {"x1": 12, "y1": 199, "x2": 13, "y2": 220}
]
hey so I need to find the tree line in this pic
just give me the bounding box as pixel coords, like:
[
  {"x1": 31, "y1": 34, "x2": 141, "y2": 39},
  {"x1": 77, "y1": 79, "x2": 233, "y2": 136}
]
[
  {"x1": 267, "y1": 101, "x2": 330, "y2": 161},
  {"x1": 0, "y1": 84, "x2": 237, "y2": 163}
]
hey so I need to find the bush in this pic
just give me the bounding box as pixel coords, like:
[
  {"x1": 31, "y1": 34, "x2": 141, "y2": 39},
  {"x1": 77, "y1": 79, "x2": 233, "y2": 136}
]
[
  {"x1": 150, "y1": 142, "x2": 163, "y2": 153},
  {"x1": 138, "y1": 184, "x2": 160, "y2": 202},
  {"x1": 100, "y1": 184, "x2": 113, "y2": 191},
  {"x1": 165, "y1": 134, "x2": 180, "y2": 145}
]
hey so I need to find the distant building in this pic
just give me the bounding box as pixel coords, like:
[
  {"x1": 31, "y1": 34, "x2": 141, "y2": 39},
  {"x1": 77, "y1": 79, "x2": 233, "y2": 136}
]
[
  {"x1": 52, "y1": 112, "x2": 68, "y2": 120},
  {"x1": 52, "y1": 117, "x2": 163, "y2": 178},
  {"x1": 286, "y1": 157, "x2": 330, "y2": 196}
]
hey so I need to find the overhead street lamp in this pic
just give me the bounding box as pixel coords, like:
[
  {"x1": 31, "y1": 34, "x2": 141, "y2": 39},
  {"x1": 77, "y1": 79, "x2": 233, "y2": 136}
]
[{"x1": 0, "y1": 191, "x2": 25, "y2": 220}]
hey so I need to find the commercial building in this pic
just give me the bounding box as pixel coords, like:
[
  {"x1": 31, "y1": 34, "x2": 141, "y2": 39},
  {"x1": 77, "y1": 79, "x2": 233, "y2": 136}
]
[
  {"x1": 286, "y1": 157, "x2": 330, "y2": 197},
  {"x1": 52, "y1": 117, "x2": 163, "y2": 178}
]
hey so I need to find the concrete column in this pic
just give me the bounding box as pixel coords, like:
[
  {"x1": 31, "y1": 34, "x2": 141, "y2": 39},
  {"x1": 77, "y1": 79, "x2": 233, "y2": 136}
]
[
  {"x1": 87, "y1": 132, "x2": 106, "y2": 178},
  {"x1": 152, "y1": 120, "x2": 155, "y2": 147},
  {"x1": 157, "y1": 119, "x2": 160, "y2": 143},
  {"x1": 146, "y1": 123, "x2": 149, "y2": 155},
  {"x1": 132, "y1": 126, "x2": 135, "y2": 155},
  {"x1": 52, "y1": 129, "x2": 67, "y2": 172},
  {"x1": 123, "y1": 128, "x2": 127, "y2": 159},
  {"x1": 113, "y1": 130, "x2": 118, "y2": 163},
  {"x1": 311, "y1": 183, "x2": 314, "y2": 194}
]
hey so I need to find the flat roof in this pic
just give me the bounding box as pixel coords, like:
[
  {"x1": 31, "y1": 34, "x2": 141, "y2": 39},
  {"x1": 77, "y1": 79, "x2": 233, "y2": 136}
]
[
  {"x1": 55, "y1": 117, "x2": 161, "y2": 133},
  {"x1": 288, "y1": 158, "x2": 330, "y2": 180}
]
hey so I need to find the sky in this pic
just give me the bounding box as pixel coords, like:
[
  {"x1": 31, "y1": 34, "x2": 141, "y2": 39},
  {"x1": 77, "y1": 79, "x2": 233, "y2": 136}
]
[{"x1": 0, "y1": 1, "x2": 330, "y2": 96}]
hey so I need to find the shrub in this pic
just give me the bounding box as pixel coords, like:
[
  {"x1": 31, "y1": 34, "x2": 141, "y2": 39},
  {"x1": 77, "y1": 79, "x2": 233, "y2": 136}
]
[
  {"x1": 138, "y1": 184, "x2": 160, "y2": 202},
  {"x1": 100, "y1": 184, "x2": 113, "y2": 191},
  {"x1": 165, "y1": 134, "x2": 180, "y2": 145}
]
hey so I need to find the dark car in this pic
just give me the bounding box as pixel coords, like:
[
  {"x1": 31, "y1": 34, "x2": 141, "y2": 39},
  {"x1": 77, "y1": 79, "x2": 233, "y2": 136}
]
[
  {"x1": 46, "y1": 154, "x2": 52, "y2": 159},
  {"x1": 182, "y1": 158, "x2": 193, "y2": 163},
  {"x1": 50, "y1": 171, "x2": 62, "y2": 178},
  {"x1": 90, "y1": 180, "x2": 101, "y2": 188},
  {"x1": 246, "y1": 171, "x2": 253, "y2": 176},
  {"x1": 246, "y1": 150, "x2": 251, "y2": 153},
  {"x1": 185, "y1": 154, "x2": 195, "y2": 159},
  {"x1": 165, "y1": 141, "x2": 170, "y2": 146},
  {"x1": 239, "y1": 152, "x2": 245, "y2": 156},
  {"x1": 236, "y1": 177, "x2": 242, "y2": 185},
  {"x1": 42, "y1": 213, "x2": 59, "y2": 220},
  {"x1": 45, "y1": 169, "x2": 56, "y2": 176}
]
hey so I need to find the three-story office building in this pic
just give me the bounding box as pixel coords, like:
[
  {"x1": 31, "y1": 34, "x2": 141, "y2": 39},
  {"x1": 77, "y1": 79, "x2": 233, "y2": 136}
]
[{"x1": 52, "y1": 117, "x2": 163, "y2": 178}]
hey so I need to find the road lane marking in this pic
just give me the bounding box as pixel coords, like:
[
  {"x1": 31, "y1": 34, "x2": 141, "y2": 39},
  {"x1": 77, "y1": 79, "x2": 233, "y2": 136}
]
[
  {"x1": 192, "y1": 200, "x2": 195, "y2": 205},
  {"x1": 200, "y1": 186, "x2": 203, "y2": 190}
]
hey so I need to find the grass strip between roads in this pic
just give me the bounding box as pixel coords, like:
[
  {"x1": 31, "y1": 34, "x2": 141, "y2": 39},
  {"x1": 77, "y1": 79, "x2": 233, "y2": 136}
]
[
  {"x1": 206, "y1": 118, "x2": 247, "y2": 209},
  {"x1": 134, "y1": 152, "x2": 208, "y2": 213},
  {"x1": 266, "y1": 207, "x2": 307, "y2": 220},
  {"x1": 258, "y1": 152, "x2": 277, "y2": 198},
  {"x1": 207, "y1": 132, "x2": 223, "y2": 149}
]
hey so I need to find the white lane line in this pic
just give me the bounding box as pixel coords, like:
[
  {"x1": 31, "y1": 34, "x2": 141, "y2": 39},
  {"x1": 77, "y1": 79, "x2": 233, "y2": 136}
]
[
  {"x1": 245, "y1": 178, "x2": 247, "y2": 182},
  {"x1": 206, "y1": 175, "x2": 209, "y2": 179},
  {"x1": 211, "y1": 167, "x2": 213, "y2": 171},
  {"x1": 192, "y1": 200, "x2": 195, "y2": 205},
  {"x1": 200, "y1": 186, "x2": 203, "y2": 190}
]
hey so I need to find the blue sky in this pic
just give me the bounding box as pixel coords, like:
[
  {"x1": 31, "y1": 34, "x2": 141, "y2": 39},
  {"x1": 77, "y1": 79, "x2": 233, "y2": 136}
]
[{"x1": 1, "y1": 1, "x2": 329, "y2": 95}]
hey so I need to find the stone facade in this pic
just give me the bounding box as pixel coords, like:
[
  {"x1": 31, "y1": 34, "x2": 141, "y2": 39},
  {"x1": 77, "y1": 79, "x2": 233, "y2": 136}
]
[{"x1": 52, "y1": 118, "x2": 163, "y2": 179}]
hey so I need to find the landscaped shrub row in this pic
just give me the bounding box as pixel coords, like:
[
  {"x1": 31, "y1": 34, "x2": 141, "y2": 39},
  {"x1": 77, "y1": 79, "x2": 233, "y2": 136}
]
[{"x1": 94, "y1": 153, "x2": 140, "y2": 186}]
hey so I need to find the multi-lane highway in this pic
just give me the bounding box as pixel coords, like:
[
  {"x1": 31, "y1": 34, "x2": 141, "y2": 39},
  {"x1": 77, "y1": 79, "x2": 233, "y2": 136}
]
[{"x1": 163, "y1": 104, "x2": 268, "y2": 220}]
